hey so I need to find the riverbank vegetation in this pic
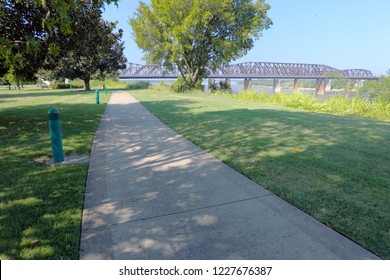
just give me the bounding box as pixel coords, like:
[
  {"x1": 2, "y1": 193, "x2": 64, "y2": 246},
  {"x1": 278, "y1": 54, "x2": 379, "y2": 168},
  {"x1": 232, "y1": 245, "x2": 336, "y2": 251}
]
[
  {"x1": 233, "y1": 91, "x2": 389, "y2": 120},
  {"x1": 231, "y1": 74, "x2": 390, "y2": 120}
]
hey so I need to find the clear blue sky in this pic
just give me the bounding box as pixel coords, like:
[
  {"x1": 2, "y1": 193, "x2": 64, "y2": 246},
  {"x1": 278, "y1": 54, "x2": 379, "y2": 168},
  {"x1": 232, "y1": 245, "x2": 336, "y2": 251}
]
[{"x1": 102, "y1": 0, "x2": 390, "y2": 75}]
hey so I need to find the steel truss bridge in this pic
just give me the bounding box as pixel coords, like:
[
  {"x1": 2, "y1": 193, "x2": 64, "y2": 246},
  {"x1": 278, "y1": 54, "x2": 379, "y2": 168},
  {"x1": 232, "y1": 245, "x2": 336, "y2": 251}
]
[{"x1": 119, "y1": 62, "x2": 377, "y2": 80}]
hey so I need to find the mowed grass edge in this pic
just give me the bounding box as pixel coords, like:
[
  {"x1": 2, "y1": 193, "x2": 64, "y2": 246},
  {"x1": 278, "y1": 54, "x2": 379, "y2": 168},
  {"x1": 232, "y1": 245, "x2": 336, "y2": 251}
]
[
  {"x1": 131, "y1": 90, "x2": 390, "y2": 259},
  {"x1": 0, "y1": 89, "x2": 110, "y2": 259}
]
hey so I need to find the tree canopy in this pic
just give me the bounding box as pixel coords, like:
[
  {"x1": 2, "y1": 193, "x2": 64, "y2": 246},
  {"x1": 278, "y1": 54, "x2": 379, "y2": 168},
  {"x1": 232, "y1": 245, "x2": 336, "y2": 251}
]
[
  {"x1": 0, "y1": 1, "x2": 52, "y2": 86},
  {"x1": 50, "y1": 4, "x2": 127, "y2": 90},
  {"x1": 359, "y1": 71, "x2": 390, "y2": 102},
  {"x1": 130, "y1": 0, "x2": 272, "y2": 89},
  {"x1": 0, "y1": 0, "x2": 120, "y2": 87}
]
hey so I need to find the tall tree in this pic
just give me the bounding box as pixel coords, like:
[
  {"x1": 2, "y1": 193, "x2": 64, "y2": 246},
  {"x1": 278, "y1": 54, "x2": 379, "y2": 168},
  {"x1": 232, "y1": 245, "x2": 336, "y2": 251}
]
[
  {"x1": 51, "y1": 3, "x2": 126, "y2": 90},
  {"x1": 0, "y1": 0, "x2": 119, "y2": 85},
  {"x1": 130, "y1": 0, "x2": 272, "y2": 89},
  {"x1": 0, "y1": 1, "x2": 52, "y2": 88}
]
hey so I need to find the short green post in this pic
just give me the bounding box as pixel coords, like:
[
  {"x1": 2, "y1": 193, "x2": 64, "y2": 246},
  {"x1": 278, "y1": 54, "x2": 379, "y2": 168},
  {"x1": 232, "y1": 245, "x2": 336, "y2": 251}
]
[
  {"x1": 95, "y1": 90, "x2": 100, "y2": 104},
  {"x1": 48, "y1": 108, "x2": 64, "y2": 163},
  {"x1": 104, "y1": 85, "x2": 107, "y2": 95}
]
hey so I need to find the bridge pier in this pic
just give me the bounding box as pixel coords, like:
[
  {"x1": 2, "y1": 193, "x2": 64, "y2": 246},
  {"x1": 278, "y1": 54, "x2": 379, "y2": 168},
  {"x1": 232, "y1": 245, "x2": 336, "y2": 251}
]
[
  {"x1": 293, "y1": 79, "x2": 300, "y2": 93},
  {"x1": 325, "y1": 79, "x2": 332, "y2": 91},
  {"x1": 208, "y1": 78, "x2": 215, "y2": 91},
  {"x1": 354, "y1": 80, "x2": 364, "y2": 88},
  {"x1": 315, "y1": 79, "x2": 325, "y2": 95},
  {"x1": 225, "y1": 79, "x2": 231, "y2": 87},
  {"x1": 244, "y1": 78, "x2": 252, "y2": 91},
  {"x1": 273, "y1": 79, "x2": 282, "y2": 93}
]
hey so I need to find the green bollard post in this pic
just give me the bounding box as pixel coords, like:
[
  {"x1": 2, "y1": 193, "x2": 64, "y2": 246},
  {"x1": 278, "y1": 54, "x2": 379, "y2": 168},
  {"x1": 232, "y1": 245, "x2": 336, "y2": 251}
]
[
  {"x1": 95, "y1": 90, "x2": 100, "y2": 104},
  {"x1": 48, "y1": 108, "x2": 64, "y2": 163},
  {"x1": 104, "y1": 85, "x2": 107, "y2": 95}
]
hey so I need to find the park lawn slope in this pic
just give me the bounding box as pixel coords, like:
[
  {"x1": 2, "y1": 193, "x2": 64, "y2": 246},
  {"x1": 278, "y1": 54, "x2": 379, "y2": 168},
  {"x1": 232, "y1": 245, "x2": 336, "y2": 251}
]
[
  {"x1": 131, "y1": 90, "x2": 390, "y2": 259},
  {"x1": 0, "y1": 89, "x2": 110, "y2": 259}
]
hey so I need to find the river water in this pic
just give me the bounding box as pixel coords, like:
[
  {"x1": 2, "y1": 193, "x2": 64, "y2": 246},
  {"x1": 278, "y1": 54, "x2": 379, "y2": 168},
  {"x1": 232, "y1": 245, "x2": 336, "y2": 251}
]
[{"x1": 122, "y1": 79, "x2": 355, "y2": 96}]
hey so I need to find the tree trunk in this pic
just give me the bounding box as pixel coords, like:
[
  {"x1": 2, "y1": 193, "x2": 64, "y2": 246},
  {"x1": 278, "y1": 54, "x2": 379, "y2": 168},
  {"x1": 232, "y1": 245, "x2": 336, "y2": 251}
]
[
  {"x1": 83, "y1": 77, "x2": 91, "y2": 91},
  {"x1": 186, "y1": 69, "x2": 200, "y2": 89},
  {"x1": 16, "y1": 78, "x2": 21, "y2": 90}
]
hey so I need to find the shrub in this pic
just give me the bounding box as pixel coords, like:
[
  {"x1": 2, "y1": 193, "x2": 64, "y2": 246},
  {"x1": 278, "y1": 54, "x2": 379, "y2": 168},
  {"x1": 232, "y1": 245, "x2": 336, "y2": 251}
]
[
  {"x1": 149, "y1": 81, "x2": 170, "y2": 91},
  {"x1": 359, "y1": 75, "x2": 390, "y2": 102},
  {"x1": 171, "y1": 76, "x2": 191, "y2": 93},
  {"x1": 125, "y1": 81, "x2": 150, "y2": 90},
  {"x1": 49, "y1": 83, "x2": 83, "y2": 89},
  {"x1": 208, "y1": 80, "x2": 232, "y2": 94},
  {"x1": 171, "y1": 76, "x2": 205, "y2": 93}
]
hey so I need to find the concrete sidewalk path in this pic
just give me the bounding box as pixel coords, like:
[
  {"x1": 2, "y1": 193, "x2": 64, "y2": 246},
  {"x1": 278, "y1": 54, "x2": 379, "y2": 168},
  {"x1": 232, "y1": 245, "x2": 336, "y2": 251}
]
[{"x1": 79, "y1": 91, "x2": 378, "y2": 260}]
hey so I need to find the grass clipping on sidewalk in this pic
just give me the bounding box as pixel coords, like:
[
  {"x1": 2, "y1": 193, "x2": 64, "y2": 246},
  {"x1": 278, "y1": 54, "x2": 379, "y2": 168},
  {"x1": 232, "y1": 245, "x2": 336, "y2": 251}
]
[
  {"x1": 132, "y1": 90, "x2": 390, "y2": 259},
  {"x1": 0, "y1": 89, "x2": 110, "y2": 259}
]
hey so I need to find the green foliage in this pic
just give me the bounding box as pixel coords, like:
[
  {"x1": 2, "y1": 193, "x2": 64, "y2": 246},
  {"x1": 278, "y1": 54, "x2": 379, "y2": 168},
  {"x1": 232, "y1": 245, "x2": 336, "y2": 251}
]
[
  {"x1": 171, "y1": 76, "x2": 192, "y2": 93},
  {"x1": 209, "y1": 80, "x2": 232, "y2": 94},
  {"x1": 49, "y1": 83, "x2": 83, "y2": 89},
  {"x1": 124, "y1": 81, "x2": 151, "y2": 90},
  {"x1": 233, "y1": 91, "x2": 390, "y2": 120},
  {"x1": 50, "y1": 3, "x2": 127, "y2": 91},
  {"x1": 0, "y1": 88, "x2": 110, "y2": 259},
  {"x1": 0, "y1": 1, "x2": 50, "y2": 86},
  {"x1": 359, "y1": 74, "x2": 390, "y2": 102},
  {"x1": 130, "y1": 0, "x2": 272, "y2": 89},
  {"x1": 92, "y1": 79, "x2": 150, "y2": 90},
  {"x1": 149, "y1": 81, "x2": 171, "y2": 91},
  {"x1": 0, "y1": 1, "x2": 119, "y2": 84},
  {"x1": 171, "y1": 76, "x2": 204, "y2": 93}
]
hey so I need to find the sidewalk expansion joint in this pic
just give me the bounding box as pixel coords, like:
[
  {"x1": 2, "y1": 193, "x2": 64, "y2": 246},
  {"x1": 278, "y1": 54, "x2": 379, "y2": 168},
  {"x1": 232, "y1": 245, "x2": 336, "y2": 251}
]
[{"x1": 84, "y1": 193, "x2": 274, "y2": 232}]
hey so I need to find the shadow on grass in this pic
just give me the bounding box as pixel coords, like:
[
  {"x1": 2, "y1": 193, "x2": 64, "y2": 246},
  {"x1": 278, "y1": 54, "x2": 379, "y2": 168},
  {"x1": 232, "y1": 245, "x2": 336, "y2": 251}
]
[
  {"x1": 132, "y1": 98, "x2": 390, "y2": 259},
  {"x1": 0, "y1": 100, "x2": 108, "y2": 259},
  {"x1": 1, "y1": 93, "x2": 389, "y2": 259},
  {"x1": 0, "y1": 89, "x2": 90, "y2": 100},
  {"x1": 0, "y1": 87, "x2": 149, "y2": 101}
]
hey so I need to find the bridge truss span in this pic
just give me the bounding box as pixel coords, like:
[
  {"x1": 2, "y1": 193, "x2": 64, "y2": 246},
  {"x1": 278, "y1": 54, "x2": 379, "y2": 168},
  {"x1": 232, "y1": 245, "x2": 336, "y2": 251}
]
[
  {"x1": 120, "y1": 63, "x2": 179, "y2": 79},
  {"x1": 119, "y1": 61, "x2": 377, "y2": 80},
  {"x1": 211, "y1": 62, "x2": 343, "y2": 79}
]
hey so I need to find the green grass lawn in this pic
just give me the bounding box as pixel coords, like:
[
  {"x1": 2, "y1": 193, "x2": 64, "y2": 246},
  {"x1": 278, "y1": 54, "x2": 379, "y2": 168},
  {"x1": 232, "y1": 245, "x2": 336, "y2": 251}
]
[
  {"x1": 131, "y1": 90, "x2": 390, "y2": 259},
  {"x1": 0, "y1": 88, "x2": 110, "y2": 259}
]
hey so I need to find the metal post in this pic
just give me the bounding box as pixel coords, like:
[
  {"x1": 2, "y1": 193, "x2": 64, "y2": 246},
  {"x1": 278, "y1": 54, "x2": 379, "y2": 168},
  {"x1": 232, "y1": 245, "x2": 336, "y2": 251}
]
[
  {"x1": 95, "y1": 90, "x2": 100, "y2": 104},
  {"x1": 48, "y1": 108, "x2": 64, "y2": 163},
  {"x1": 104, "y1": 85, "x2": 107, "y2": 95}
]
